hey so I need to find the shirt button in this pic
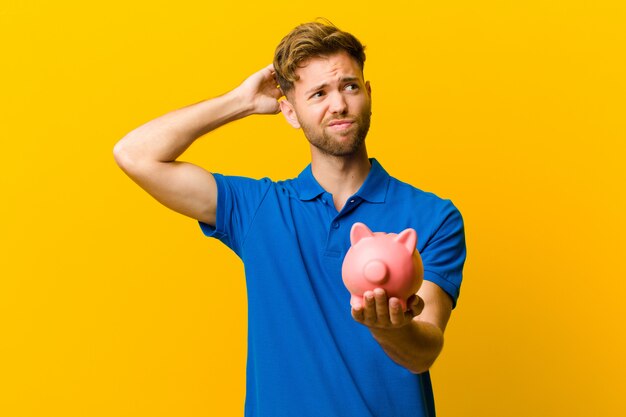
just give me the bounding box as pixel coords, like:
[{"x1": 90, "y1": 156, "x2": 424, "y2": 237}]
[
  {"x1": 349, "y1": 199, "x2": 355, "y2": 203},
  {"x1": 332, "y1": 222, "x2": 340, "y2": 229}
]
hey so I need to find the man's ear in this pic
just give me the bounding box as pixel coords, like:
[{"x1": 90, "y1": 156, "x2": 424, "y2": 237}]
[
  {"x1": 366, "y1": 80, "x2": 372, "y2": 97},
  {"x1": 279, "y1": 99, "x2": 301, "y2": 129}
]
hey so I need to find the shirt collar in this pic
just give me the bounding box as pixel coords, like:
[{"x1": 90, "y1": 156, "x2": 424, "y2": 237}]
[{"x1": 295, "y1": 158, "x2": 389, "y2": 203}]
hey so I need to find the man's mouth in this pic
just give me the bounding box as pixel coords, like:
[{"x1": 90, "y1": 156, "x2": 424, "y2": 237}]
[{"x1": 327, "y1": 119, "x2": 355, "y2": 130}]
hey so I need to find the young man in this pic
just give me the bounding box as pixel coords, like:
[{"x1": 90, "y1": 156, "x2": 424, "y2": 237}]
[{"x1": 114, "y1": 21, "x2": 466, "y2": 417}]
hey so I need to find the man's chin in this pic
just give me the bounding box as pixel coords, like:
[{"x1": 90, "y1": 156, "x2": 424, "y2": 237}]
[{"x1": 315, "y1": 138, "x2": 366, "y2": 157}]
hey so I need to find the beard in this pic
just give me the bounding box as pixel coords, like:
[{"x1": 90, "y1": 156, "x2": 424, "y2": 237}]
[{"x1": 299, "y1": 105, "x2": 371, "y2": 157}]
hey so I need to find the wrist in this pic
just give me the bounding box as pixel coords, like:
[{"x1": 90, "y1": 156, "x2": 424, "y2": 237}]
[{"x1": 225, "y1": 87, "x2": 256, "y2": 118}]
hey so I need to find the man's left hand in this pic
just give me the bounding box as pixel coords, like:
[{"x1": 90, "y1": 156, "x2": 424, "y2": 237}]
[{"x1": 351, "y1": 288, "x2": 424, "y2": 329}]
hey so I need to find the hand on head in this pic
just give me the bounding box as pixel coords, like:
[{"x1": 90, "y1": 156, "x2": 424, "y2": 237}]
[{"x1": 237, "y1": 64, "x2": 284, "y2": 115}]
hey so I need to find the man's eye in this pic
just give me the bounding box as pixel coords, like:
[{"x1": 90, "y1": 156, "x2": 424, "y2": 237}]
[
  {"x1": 311, "y1": 91, "x2": 324, "y2": 99},
  {"x1": 345, "y1": 84, "x2": 359, "y2": 91}
]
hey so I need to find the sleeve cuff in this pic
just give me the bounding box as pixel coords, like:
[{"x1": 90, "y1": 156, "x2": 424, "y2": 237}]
[{"x1": 423, "y1": 269, "x2": 460, "y2": 309}]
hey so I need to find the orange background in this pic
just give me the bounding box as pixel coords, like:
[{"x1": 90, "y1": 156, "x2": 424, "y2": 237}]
[{"x1": 1, "y1": 1, "x2": 625, "y2": 416}]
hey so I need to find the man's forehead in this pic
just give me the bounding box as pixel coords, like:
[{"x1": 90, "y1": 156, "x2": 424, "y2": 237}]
[{"x1": 293, "y1": 52, "x2": 364, "y2": 88}]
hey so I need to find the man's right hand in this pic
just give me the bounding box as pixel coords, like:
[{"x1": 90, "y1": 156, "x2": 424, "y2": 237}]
[{"x1": 235, "y1": 64, "x2": 284, "y2": 116}]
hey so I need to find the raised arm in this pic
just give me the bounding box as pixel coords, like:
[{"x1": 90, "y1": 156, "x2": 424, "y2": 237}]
[{"x1": 113, "y1": 64, "x2": 282, "y2": 226}]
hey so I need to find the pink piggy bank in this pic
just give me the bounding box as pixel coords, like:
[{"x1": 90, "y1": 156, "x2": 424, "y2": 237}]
[{"x1": 342, "y1": 222, "x2": 424, "y2": 311}]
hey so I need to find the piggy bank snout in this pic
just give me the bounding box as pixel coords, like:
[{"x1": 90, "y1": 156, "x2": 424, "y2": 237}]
[{"x1": 363, "y1": 260, "x2": 389, "y2": 284}]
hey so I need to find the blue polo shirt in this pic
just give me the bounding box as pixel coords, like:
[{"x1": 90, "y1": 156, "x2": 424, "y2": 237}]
[{"x1": 199, "y1": 159, "x2": 466, "y2": 417}]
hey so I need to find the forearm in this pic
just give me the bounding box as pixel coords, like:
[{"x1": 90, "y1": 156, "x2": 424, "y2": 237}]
[
  {"x1": 114, "y1": 88, "x2": 252, "y2": 167},
  {"x1": 111, "y1": 64, "x2": 280, "y2": 224},
  {"x1": 369, "y1": 319, "x2": 444, "y2": 374}
]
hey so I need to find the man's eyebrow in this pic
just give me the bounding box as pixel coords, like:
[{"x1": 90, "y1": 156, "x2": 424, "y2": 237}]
[
  {"x1": 304, "y1": 77, "x2": 360, "y2": 96},
  {"x1": 305, "y1": 83, "x2": 328, "y2": 96}
]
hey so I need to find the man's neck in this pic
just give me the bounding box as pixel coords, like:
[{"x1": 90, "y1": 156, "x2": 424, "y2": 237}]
[{"x1": 310, "y1": 145, "x2": 371, "y2": 212}]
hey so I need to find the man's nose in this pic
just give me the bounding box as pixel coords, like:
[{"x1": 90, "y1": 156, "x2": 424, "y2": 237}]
[{"x1": 328, "y1": 91, "x2": 348, "y2": 114}]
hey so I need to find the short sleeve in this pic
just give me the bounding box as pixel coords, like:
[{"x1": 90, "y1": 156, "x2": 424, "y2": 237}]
[
  {"x1": 420, "y1": 201, "x2": 466, "y2": 308},
  {"x1": 198, "y1": 173, "x2": 272, "y2": 257}
]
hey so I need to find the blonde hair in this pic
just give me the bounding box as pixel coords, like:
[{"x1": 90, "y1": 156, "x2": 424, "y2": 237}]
[{"x1": 273, "y1": 20, "x2": 366, "y2": 96}]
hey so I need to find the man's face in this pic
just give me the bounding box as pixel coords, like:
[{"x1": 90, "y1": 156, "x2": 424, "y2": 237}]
[{"x1": 281, "y1": 51, "x2": 372, "y2": 157}]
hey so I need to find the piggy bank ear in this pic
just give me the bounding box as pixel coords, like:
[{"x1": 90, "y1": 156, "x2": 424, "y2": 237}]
[
  {"x1": 395, "y1": 228, "x2": 417, "y2": 254},
  {"x1": 350, "y1": 222, "x2": 374, "y2": 245}
]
